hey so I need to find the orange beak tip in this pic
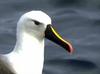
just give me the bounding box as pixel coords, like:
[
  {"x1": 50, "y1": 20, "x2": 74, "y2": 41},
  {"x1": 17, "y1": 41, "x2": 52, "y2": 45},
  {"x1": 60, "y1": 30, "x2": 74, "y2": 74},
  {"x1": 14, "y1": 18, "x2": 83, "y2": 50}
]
[
  {"x1": 68, "y1": 45, "x2": 74, "y2": 55},
  {"x1": 69, "y1": 48, "x2": 74, "y2": 55}
]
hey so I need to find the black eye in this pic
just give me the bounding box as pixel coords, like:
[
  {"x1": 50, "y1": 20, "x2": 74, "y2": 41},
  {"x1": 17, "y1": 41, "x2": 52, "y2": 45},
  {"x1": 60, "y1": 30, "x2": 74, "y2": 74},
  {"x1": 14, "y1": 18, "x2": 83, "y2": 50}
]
[{"x1": 33, "y1": 20, "x2": 41, "y2": 25}]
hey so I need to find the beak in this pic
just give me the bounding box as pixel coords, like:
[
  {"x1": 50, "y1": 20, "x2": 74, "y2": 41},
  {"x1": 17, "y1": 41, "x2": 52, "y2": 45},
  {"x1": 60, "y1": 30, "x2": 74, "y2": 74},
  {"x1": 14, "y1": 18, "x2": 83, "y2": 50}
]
[{"x1": 45, "y1": 25, "x2": 73, "y2": 54}]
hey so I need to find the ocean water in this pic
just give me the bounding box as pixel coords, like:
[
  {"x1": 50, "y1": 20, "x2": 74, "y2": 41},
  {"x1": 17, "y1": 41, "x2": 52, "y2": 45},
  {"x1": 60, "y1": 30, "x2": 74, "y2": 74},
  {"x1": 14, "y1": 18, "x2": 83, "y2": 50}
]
[{"x1": 0, "y1": 0, "x2": 100, "y2": 74}]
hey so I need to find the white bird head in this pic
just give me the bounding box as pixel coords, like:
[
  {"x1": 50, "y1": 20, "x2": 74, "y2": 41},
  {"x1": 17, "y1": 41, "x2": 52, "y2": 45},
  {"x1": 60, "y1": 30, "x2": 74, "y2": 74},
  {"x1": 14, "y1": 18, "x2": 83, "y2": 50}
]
[
  {"x1": 17, "y1": 11, "x2": 51, "y2": 40},
  {"x1": 17, "y1": 11, "x2": 73, "y2": 53}
]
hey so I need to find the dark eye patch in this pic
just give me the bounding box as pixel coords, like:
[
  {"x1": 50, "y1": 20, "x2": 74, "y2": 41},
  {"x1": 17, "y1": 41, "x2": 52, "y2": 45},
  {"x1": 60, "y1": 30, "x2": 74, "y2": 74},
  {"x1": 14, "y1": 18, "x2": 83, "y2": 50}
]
[{"x1": 32, "y1": 20, "x2": 41, "y2": 25}]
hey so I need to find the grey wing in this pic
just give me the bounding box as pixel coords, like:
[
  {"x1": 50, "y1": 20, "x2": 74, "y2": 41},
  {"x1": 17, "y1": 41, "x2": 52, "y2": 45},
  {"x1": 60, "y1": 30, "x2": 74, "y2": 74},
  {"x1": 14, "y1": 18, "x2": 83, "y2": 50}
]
[{"x1": 0, "y1": 55, "x2": 15, "y2": 74}]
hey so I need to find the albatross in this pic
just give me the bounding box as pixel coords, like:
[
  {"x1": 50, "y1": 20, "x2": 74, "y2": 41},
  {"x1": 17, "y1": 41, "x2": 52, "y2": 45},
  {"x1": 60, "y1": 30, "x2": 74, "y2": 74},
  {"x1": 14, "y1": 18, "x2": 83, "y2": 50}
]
[{"x1": 0, "y1": 11, "x2": 73, "y2": 74}]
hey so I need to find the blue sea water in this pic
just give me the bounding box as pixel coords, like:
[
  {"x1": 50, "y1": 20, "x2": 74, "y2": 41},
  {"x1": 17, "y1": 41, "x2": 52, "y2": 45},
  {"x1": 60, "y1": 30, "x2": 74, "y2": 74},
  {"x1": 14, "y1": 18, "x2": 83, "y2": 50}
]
[{"x1": 0, "y1": 0, "x2": 100, "y2": 74}]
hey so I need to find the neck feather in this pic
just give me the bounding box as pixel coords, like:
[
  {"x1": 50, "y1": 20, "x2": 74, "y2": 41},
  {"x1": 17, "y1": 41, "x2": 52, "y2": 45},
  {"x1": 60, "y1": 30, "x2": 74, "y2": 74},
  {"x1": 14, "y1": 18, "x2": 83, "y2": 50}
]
[
  {"x1": 13, "y1": 31, "x2": 44, "y2": 53},
  {"x1": 5, "y1": 32, "x2": 45, "y2": 74}
]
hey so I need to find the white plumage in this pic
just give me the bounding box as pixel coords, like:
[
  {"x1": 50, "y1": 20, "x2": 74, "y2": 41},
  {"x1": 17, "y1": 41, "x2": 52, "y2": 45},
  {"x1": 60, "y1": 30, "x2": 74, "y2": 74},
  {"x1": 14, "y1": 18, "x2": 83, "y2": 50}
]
[
  {"x1": 0, "y1": 10, "x2": 73, "y2": 74},
  {"x1": 1, "y1": 11, "x2": 51, "y2": 74}
]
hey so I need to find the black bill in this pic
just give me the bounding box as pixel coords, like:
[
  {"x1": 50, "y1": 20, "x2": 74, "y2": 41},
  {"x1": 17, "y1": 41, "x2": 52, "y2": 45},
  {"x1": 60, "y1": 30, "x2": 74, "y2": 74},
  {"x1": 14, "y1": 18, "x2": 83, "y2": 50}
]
[{"x1": 45, "y1": 25, "x2": 73, "y2": 54}]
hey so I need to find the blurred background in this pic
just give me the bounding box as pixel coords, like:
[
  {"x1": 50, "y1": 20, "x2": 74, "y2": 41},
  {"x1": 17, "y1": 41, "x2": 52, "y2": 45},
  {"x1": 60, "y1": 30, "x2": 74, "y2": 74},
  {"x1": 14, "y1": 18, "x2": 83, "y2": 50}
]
[{"x1": 0, "y1": 0, "x2": 100, "y2": 74}]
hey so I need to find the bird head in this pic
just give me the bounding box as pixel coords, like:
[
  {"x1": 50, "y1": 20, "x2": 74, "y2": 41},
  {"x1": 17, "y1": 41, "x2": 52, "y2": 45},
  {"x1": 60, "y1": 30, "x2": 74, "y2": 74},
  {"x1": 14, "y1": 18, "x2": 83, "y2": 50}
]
[{"x1": 17, "y1": 11, "x2": 73, "y2": 53}]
